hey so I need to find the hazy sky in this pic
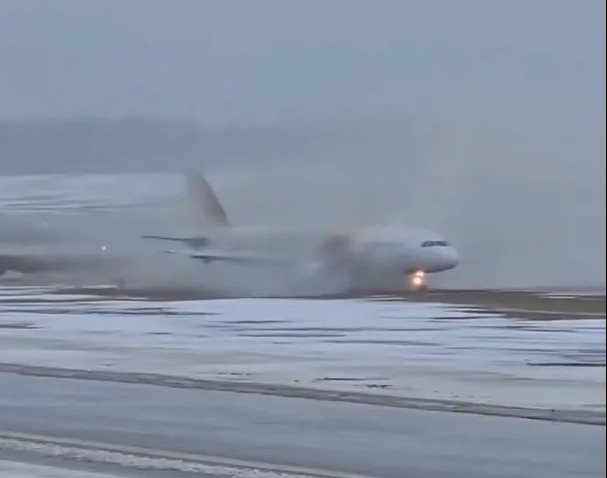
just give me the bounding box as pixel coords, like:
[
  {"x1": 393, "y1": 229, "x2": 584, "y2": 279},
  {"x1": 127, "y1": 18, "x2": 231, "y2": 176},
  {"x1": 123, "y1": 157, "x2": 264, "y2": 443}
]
[{"x1": 0, "y1": 0, "x2": 604, "y2": 125}]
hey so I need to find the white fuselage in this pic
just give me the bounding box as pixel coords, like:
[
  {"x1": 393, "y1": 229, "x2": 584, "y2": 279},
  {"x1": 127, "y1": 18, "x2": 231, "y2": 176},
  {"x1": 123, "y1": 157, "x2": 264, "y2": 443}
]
[{"x1": 187, "y1": 225, "x2": 459, "y2": 289}]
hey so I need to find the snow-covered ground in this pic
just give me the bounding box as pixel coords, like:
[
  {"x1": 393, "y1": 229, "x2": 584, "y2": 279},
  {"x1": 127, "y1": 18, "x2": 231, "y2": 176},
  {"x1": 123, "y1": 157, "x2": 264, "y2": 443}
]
[{"x1": 0, "y1": 285, "x2": 604, "y2": 414}]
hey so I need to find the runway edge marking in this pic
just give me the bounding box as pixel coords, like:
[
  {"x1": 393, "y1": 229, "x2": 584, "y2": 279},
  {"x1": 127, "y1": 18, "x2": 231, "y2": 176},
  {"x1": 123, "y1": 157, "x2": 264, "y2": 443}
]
[{"x1": 0, "y1": 363, "x2": 604, "y2": 426}]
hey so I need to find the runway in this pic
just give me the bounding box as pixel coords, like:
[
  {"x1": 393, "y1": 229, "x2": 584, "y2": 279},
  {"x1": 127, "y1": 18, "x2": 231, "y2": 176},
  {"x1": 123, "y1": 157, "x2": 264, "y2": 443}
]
[{"x1": 0, "y1": 373, "x2": 604, "y2": 478}]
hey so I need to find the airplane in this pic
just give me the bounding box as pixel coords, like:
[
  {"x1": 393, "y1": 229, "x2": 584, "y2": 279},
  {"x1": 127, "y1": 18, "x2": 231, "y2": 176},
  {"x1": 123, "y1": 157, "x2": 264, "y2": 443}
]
[
  {"x1": 0, "y1": 217, "x2": 122, "y2": 280},
  {"x1": 0, "y1": 250, "x2": 110, "y2": 278},
  {"x1": 141, "y1": 169, "x2": 459, "y2": 293}
]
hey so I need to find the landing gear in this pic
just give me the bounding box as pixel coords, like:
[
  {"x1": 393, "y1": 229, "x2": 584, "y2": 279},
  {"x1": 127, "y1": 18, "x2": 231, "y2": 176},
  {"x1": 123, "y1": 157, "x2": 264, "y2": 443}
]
[{"x1": 407, "y1": 270, "x2": 428, "y2": 292}]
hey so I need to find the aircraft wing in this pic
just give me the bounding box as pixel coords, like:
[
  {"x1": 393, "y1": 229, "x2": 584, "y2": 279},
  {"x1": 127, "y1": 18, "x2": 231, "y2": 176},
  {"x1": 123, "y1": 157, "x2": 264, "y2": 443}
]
[{"x1": 159, "y1": 249, "x2": 297, "y2": 266}]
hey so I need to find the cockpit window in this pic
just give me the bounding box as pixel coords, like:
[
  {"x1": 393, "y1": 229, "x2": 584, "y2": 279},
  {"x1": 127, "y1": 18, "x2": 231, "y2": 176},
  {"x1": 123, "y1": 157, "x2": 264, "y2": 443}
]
[{"x1": 421, "y1": 240, "x2": 450, "y2": 247}]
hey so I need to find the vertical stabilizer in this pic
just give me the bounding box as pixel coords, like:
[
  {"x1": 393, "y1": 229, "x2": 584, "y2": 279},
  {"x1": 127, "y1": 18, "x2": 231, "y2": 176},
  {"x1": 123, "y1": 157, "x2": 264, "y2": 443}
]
[{"x1": 185, "y1": 169, "x2": 230, "y2": 229}]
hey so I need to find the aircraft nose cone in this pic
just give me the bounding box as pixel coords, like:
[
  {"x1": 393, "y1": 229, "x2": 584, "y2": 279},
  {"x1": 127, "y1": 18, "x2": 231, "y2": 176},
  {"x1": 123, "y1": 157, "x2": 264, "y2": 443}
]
[
  {"x1": 418, "y1": 247, "x2": 459, "y2": 273},
  {"x1": 443, "y1": 247, "x2": 459, "y2": 269}
]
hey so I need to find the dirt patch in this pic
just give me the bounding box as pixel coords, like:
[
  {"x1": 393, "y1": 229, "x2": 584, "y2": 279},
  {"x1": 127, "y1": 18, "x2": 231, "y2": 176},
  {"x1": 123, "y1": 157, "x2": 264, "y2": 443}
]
[{"x1": 402, "y1": 290, "x2": 605, "y2": 318}]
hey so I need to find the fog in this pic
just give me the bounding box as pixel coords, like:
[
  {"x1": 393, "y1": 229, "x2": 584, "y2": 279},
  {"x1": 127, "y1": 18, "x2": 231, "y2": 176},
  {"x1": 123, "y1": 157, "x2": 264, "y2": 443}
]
[
  {"x1": 1, "y1": 0, "x2": 604, "y2": 292},
  {"x1": 1, "y1": 99, "x2": 604, "y2": 292},
  {"x1": 212, "y1": 92, "x2": 605, "y2": 289}
]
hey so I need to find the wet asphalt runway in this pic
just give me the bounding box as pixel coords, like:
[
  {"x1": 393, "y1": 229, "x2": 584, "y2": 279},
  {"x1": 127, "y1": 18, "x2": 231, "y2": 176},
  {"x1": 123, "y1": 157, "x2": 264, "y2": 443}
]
[{"x1": 0, "y1": 374, "x2": 604, "y2": 478}]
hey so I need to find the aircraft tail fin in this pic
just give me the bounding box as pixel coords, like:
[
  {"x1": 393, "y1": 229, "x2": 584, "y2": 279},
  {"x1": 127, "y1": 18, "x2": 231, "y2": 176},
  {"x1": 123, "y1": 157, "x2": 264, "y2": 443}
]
[{"x1": 185, "y1": 169, "x2": 230, "y2": 229}]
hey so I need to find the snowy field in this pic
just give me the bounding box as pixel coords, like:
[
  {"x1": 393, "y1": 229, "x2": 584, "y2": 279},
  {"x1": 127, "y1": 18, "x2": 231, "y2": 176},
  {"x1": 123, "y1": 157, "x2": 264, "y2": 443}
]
[{"x1": 0, "y1": 285, "x2": 604, "y2": 415}]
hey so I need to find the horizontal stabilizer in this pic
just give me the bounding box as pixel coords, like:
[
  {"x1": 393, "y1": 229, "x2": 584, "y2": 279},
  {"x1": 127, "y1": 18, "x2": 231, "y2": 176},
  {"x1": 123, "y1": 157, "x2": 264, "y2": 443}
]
[{"x1": 141, "y1": 235, "x2": 209, "y2": 249}]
